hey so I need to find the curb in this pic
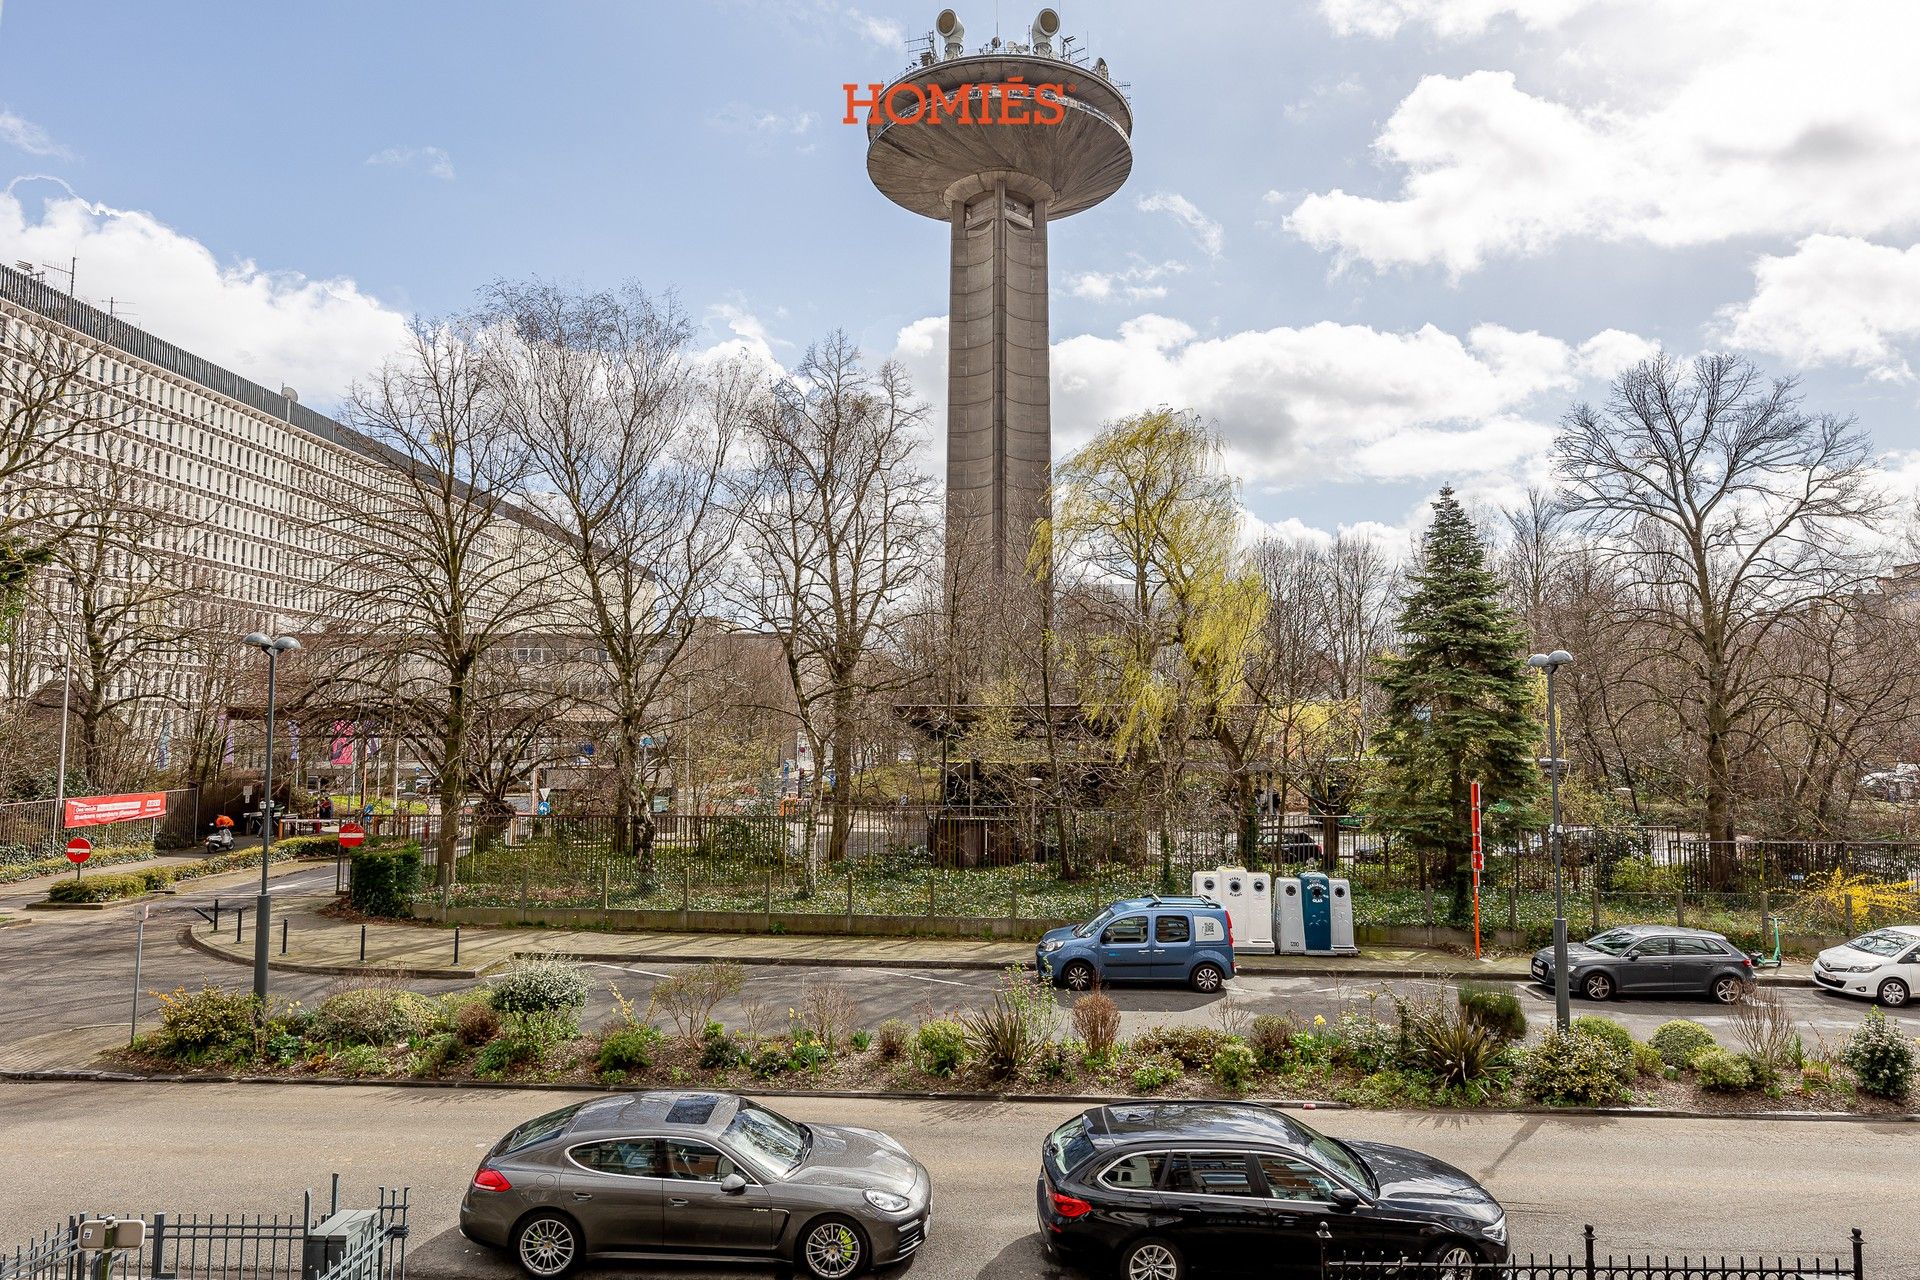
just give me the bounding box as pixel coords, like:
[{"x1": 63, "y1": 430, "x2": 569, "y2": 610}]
[
  {"x1": 180, "y1": 926, "x2": 492, "y2": 981},
  {"x1": 0, "y1": 1067, "x2": 1911, "y2": 1124}
]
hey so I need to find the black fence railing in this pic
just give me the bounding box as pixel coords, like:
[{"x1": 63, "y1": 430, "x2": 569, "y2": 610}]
[
  {"x1": 0, "y1": 1183, "x2": 407, "y2": 1280},
  {"x1": 1325, "y1": 1226, "x2": 1864, "y2": 1280},
  {"x1": 0, "y1": 786, "x2": 201, "y2": 867}
]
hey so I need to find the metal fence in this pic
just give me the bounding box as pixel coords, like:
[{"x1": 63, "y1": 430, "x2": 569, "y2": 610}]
[
  {"x1": 0, "y1": 787, "x2": 201, "y2": 867},
  {"x1": 1326, "y1": 1225, "x2": 1863, "y2": 1279},
  {"x1": 0, "y1": 1183, "x2": 406, "y2": 1280}
]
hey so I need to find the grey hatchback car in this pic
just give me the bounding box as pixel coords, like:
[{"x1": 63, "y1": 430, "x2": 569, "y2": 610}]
[
  {"x1": 1531, "y1": 925, "x2": 1755, "y2": 1003},
  {"x1": 460, "y1": 1092, "x2": 932, "y2": 1280}
]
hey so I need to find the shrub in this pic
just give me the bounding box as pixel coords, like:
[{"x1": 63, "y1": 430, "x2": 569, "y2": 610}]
[
  {"x1": 598, "y1": 1025, "x2": 665, "y2": 1073},
  {"x1": 850, "y1": 1029, "x2": 872, "y2": 1053},
  {"x1": 1330, "y1": 1012, "x2": 1398, "y2": 1073},
  {"x1": 751, "y1": 1045, "x2": 789, "y2": 1079},
  {"x1": 795, "y1": 981, "x2": 858, "y2": 1053},
  {"x1": 1522, "y1": 1031, "x2": 1632, "y2": 1106},
  {"x1": 1842, "y1": 1009, "x2": 1916, "y2": 1100},
  {"x1": 331, "y1": 1043, "x2": 387, "y2": 1077},
  {"x1": 50, "y1": 871, "x2": 163, "y2": 903},
  {"x1": 309, "y1": 986, "x2": 436, "y2": 1047},
  {"x1": 348, "y1": 848, "x2": 420, "y2": 918},
  {"x1": 875, "y1": 1018, "x2": 911, "y2": 1061},
  {"x1": 1406, "y1": 1005, "x2": 1504, "y2": 1092},
  {"x1": 1248, "y1": 1015, "x2": 1296, "y2": 1072},
  {"x1": 1570, "y1": 1016, "x2": 1635, "y2": 1059},
  {"x1": 475, "y1": 1013, "x2": 571, "y2": 1076},
  {"x1": 1036, "y1": 1039, "x2": 1077, "y2": 1081},
  {"x1": 699, "y1": 1022, "x2": 746, "y2": 1070},
  {"x1": 1690, "y1": 1046, "x2": 1754, "y2": 1092},
  {"x1": 1210, "y1": 1042, "x2": 1257, "y2": 1092},
  {"x1": 1630, "y1": 1042, "x2": 1665, "y2": 1077},
  {"x1": 1730, "y1": 987, "x2": 1800, "y2": 1085},
  {"x1": 412, "y1": 1032, "x2": 465, "y2": 1076},
  {"x1": 489, "y1": 958, "x2": 590, "y2": 1023},
  {"x1": 787, "y1": 1036, "x2": 830, "y2": 1073},
  {"x1": 1071, "y1": 992, "x2": 1121, "y2": 1061},
  {"x1": 914, "y1": 1018, "x2": 968, "y2": 1077},
  {"x1": 1131, "y1": 1052, "x2": 1181, "y2": 1092},
  {"x1": 1457, "y1": 983, "x2": 1527, "y2": 1042},
  {"x1": 272, "y1": 834, "x2": 342, "y2": 858},
  {"x1": 650, "y1": 962, "x2": 745, "y2": 1040},
  {"x1": 1132, "y1": 1025, "x2": 1229, "y2": 1070},
  {"x1": 1650, "y1": 1019, "x2": 1717, "y2": 1071},
  {"x1": 153, "y1": 985, "x2": 260, "y2": 1061},
  {"x1": 453, "y1": 1000, "x2": 502, "y2": 1047}
]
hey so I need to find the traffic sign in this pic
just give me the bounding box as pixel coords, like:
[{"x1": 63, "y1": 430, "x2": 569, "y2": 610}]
[
  {"x1": 336, "y1": 822, "x2": 366, "y2": 850},
  {"x1": 65, "y1": 836, "x2": 92, "y2": 863}
]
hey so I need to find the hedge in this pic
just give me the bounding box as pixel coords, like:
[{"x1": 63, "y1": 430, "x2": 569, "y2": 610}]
[
  {"x1": 1, "y1": 846, "x2": 159, "y2": 885},
  {"x1": 350, "y1": 846, "x2": 422, "y2": 918},
  {"x1": 40, "y1": 843, "x2": 316, "y2": 904}
]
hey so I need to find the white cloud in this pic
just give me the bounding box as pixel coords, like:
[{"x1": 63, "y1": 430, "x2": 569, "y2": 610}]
[
  {"x1": 698, "y1": 301, "x2": 787, "y2": 372},
  {"x1": 1137, "y1": 192, "x2": 1224, "y2": 259},
  {"x1": 0, "y1": 108, "x2": 70, "y2": 159},
  {"x1": 1720, "y1": 235, "x2": 1920, "y2": 381},
  {"x1": 365, "y1": 145, "x2": 455, "y2": 181},
  {"x1": 0, "y1": 191, "x2": 410, "y2": 407},
  {"x1": 1287, "y1": 2, "x2": 1920, "y2": 275},
  {"x1": 1318, "y1": 0, "x2": 1598, "y2": 37},
  {"x1": 1068, "y1": 260, "x2": 1185, "y2": 304},
  {"x1": 843, "y1": 7, "x2": 903, "y2": 47},
  {"x1": 713, "y1": 103, "x2": 816, "y2": 137}
]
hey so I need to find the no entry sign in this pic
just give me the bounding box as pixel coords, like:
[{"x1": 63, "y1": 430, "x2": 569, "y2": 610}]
[
  {"x1": 337, "y1": 822, "x2": 366, "y2": 850},
  {"x1": 65, "y1": 836, "x2": 92, "y2": 864}
]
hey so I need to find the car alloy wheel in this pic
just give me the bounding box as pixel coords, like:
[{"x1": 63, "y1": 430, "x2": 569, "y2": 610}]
[
  {"x1": 1712, "y1": 975, "x2": 1748, "y2": 1005},
  {"x1": 513, "y1": 1213, "x2": 579, "y2": 1280},
  {"x1": 1124, "y1": 1238, "x2": 1183, "y2": 1280},
  {"x1": 1878, "y1": 978, "x2": 1910, "y2": 1008},
  {"x1": 1582, "y1": 972, "x2": 1613, "y2": 1001},
  {"x1": 1190, "y1": 963, "x2": 1224, "y2": 994},
  {"x1": 1428, "y1": 1240, "x2": 1478, "y2": 1280},
  {"x1": 801, "y1": 1217, "x2": 865, "y2": 1280},
  {"x1": 1062, "y1": 961, "x2": 1096, "y2": 992}
]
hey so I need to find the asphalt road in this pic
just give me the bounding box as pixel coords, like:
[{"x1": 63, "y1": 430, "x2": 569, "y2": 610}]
[
  {"x1": 0, "y1": 1082, "x2": 1900, "y2": 1278},
  {"x1": 0, "y1": 867, "x2": 1907, "y2": 1059}
]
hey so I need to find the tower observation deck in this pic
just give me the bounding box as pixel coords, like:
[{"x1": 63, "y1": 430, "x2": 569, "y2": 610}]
[{"x1": 864, "y1": 8, "x2": 1133, "y2": 582}]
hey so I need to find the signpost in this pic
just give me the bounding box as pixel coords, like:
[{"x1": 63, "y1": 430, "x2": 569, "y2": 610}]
[
  {"x1": 1469, "y1": 782, "x2": 1484, "y2": 958},
  {"x1": 336, "y1": 821, "x2": 365, "y2": 850},
  {"x1": 66, "y1": 835, "x2": 92, "y2": 880}
]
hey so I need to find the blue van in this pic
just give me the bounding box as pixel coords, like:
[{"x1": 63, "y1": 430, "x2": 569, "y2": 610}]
[{"x1": 1035, "y1": 896, "x2": 1236, "y2": 993}]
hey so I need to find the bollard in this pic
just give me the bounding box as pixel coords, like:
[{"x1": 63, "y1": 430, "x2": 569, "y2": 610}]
[
  {"x1": 280, "y1": 917, "x2": 289, "y2": 956},
  {"x1": 211, "y1": 899, "x2": 220, "y2": 933},
  {"x1": 846, "y1": 868, "x2": 855, "y2": 929},
  {"x1": 1590, "y1": 873, "x2": 1601, "y2": 933},
  {"x1": 359, "y1": 923, "x2": 367, "y2": 964},
  {"x1": 600, "y1": 863, "x2": 610, "y2": 912},
  {"x1": 235, "y1": 907, "x2": 245, "y2": 943},
  {"x1": 453, "y1": 926, "x2": 461, "y2": 966}
]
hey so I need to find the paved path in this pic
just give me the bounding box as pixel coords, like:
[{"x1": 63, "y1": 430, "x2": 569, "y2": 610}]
[{"x1": 0, "y1": 1081, "x2": 1900, "y2": 1278}]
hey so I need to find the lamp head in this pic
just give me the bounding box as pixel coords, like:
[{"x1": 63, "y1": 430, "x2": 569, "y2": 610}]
[
  {"x1": 273, "y1": 636, "x2": 302, "y2": 654},
  {"x1": 243, "y1": 632, "x2": 272, "y2": 651},
  {"x1": 1526, "y1": 653, "x2": 1549, "y2": 668},
  {"x1": 1548, "y1": 649, "x2": 1573, "y2": 665}
]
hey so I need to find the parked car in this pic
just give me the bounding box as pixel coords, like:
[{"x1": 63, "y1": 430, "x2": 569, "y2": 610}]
[
  {"x1": 1813, "y1": 925, "x2": 1920, "y2": 1007},
  {"x1": 1036, "y1": 1100, "x2": 1507, "y2": 1279},
  {"x1": 1256, "y1": 828, "x2": 1324, "y2": 865},
  {"x1": 1530, "y1": 925, "x2": 1754, "y2": 1003},
  {"x1": 1036, "y1": 896, "x2": 1236, "y2": 993},
  {"x1": 460, "y1": 1091, "x2": 931, "y2": 1279}
]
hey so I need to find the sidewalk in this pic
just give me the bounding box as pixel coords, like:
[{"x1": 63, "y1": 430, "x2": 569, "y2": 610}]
[{"x1": 185, "y1": 892, "x2": 1816, "y2": 986}]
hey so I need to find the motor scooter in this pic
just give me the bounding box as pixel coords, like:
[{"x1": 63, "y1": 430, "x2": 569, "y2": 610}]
[{"x1": 205, "y1": 823, "x2": 234, "y2": 854}]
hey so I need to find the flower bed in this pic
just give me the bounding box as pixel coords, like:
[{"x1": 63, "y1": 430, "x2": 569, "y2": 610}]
[{"x1": 105, "y1": 963, "x2": 1917, "y2": 1117}]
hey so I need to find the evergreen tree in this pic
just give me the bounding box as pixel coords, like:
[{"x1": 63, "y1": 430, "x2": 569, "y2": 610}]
[{"x1": 1369, "y1": 487, "x2": 1541, "y2": 921}]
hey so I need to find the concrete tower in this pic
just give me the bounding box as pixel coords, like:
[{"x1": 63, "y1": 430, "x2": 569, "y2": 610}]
[{"x1": 865, "y1": 9, "x2": 1132, "y2": 580}]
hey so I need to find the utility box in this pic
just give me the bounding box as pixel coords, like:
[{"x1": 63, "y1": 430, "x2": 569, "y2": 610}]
[
  {"x1": 1275, "y1": 872, "x2": 1358, "y2": 955},
  {"x1": 303, "y1": 1210, "x2": 380, "y2": 1280},
  {"x1": 1191, "y1": 866, "x2": 1274, "y2": 951}
]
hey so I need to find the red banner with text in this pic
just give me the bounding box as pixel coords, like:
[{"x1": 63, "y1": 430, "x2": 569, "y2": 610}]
[{"x1": 64, "y1": 791, "x2": 169, "y2": 827}]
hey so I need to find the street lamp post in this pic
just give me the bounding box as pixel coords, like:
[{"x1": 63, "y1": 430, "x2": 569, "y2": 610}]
[
  {"x1": 1527, "y1": 649, "x2": 1574, "y2": 1032},
  {"x1": 243, "y1": 632, "x2": 302, "y2": 1003}
]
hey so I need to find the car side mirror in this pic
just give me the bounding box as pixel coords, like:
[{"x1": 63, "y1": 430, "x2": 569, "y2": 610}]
[
  {"x1": 1330, "y1": 1187, "x2": 1362, "y2": 1212},
  {"x1": 719, "y1": 1173, "x2": 748, "y2": 1196}
]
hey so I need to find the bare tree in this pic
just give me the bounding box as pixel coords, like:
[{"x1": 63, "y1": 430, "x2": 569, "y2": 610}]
[
  {"x1": 731, "y1": 332, "x2": 937, "y2": 888},
  {"x1": 330, "y1": 318, "x2": 551, "y2": 885},
  {"x1": 481, "y1": 280, "x2": 746, "y2": 879},
  {"x1": 1556, "y1": 354, "x2": 1885, "y2": 864}
]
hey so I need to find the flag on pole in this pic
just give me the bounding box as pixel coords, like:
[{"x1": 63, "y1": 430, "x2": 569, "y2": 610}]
[
  {"x1": 288, "y1": 720, "x2": 301, "y2": 764},
  {"x1": 221, "y1": 715, "x2": 235, "y2": 765},
  {"x1": 155, "y1": 720, "x2": 171, "y2": 770},
  {"x1": 330, "y1": 721, "x2": 354, "y2": 767}
]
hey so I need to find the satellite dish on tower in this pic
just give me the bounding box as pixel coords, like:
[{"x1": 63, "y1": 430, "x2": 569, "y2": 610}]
[{"x1": 280, "y1": 385, "x2": 299, "y2": 403}]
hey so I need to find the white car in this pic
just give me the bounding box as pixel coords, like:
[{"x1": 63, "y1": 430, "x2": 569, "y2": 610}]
[{"x1": 1812, "y1": 925, "x2": 1920, "y2": 1006}]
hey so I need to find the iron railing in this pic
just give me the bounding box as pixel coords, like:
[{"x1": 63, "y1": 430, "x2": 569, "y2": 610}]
[
  {"x1": 0, "y1": 787, "x2": 201, "y2": 867},
  {"x1": 0, "y1": 1183, "x2": 406, "y2": 1280}
]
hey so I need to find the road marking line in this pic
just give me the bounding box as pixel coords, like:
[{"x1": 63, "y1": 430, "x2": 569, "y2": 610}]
[{"x1": 582, "y1": 962, "x2": 671, "y2": 978}]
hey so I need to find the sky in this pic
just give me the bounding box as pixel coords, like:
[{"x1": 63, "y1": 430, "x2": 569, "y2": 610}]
[{"x1": 4, "y1": 0, "x2": 1920, "y2": 548}]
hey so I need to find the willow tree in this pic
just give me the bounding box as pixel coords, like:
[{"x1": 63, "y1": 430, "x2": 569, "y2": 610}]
[
  {"x1": 1369, "y1": 487, "x2": 1540, "y2": 921},
  {"x1": 1038, "y1": 409, "x2": 1262, "y2": 882}
]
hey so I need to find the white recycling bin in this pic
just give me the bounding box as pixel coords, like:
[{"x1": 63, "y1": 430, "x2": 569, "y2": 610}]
[
  {"x1": 1191, "y1": 866, "x2": 1274, "y2": 952},
  {"x1": 1274, "y1": 871, "x2": 1358, "y2": 955}
]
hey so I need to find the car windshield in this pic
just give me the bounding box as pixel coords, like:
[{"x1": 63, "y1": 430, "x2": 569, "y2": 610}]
[
  {"x1": 1583, "y1": 929, "x2": 1639, "y2": 955},
  {"x1": 1074, "y1": 909, "x2": 1115, "y2": 939},
  {"x1": 1286, "y1": 1116, "x2": 1374, "y2": 1194},
  {"x1": 723, "y1": 1101, "x2": 810, "y2": 1178},
  {"x1": 1846, "y1": 930, "x2": 1912, "y2": 958}
]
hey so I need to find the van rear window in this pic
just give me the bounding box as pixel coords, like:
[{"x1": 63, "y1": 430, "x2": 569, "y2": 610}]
[
  {"x1": 494, "y1": 1102, "x2": 586, "y2": 1156},
  {"x1": 1045, "y1": 1115, "x2": 1096, "y2": 1178}
]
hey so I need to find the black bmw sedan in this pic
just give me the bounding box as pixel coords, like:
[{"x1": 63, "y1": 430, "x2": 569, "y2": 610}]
[{"x1": 1035, "y1": 1101, "x2": 1506, "y2": 1280}]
